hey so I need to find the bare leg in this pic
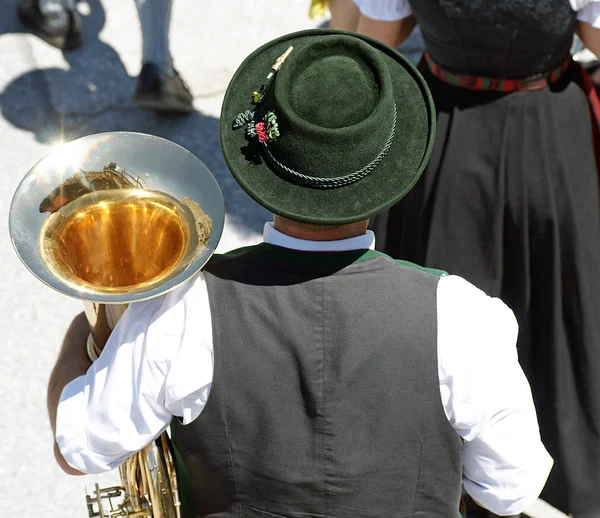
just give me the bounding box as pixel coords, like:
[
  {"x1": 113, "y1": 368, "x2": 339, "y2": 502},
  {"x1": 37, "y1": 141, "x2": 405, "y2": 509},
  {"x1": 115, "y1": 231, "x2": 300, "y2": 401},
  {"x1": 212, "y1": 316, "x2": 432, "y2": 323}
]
[{"x1": 135, "y1": 0, "x2": 174, "y2": 75}]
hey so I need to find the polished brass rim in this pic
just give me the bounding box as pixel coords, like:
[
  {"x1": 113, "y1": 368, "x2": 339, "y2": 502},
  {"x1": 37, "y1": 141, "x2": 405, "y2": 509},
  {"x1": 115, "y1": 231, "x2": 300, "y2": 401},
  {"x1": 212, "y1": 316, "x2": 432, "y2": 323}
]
[{"x1": 9, "y1": 132, "x2": 225, "y2": 304}]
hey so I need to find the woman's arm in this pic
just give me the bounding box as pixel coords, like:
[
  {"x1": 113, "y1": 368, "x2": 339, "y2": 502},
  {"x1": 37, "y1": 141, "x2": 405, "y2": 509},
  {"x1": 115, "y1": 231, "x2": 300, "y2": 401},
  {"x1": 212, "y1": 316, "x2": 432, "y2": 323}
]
[
  {"x1": 576, "y1": 0, "x2": 600, "y2": 56},
  {"x1": 328, "y1": 0, "x2": 361, "y2": 31},
  {"x1": 356, "y1": 14, "x2": 417, "y2": 48},
  {"x1": 352, "y1": 0, "x2": 416, "y2": 48},
  {"x1": 577, "y1": 20, "x2": 600, "y2": 57}
]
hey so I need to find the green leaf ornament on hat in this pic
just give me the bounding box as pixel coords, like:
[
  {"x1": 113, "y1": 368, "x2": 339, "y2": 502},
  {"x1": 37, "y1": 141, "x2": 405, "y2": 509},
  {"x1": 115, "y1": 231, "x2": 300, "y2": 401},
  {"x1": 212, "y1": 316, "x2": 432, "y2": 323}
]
[{"x1": 220, "y1": 29, "x2": 436, "y2": 225}]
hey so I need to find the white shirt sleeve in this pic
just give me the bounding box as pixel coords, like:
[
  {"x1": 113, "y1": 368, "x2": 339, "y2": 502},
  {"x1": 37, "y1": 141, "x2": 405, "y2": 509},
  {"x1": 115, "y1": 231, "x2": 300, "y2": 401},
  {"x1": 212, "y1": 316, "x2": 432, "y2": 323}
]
[
  {"x1": 572, "y1": 0, "x2": 600, "y2": 27},
  {"x1": 55, "y1": 274, "x2": 214, "y2": 474},
  {"x1": 353, "y1": 0, "x2": 412, "y2": 21},
  {"x1": 437, "y1": 275, "x2": 553, "y2": 516}
]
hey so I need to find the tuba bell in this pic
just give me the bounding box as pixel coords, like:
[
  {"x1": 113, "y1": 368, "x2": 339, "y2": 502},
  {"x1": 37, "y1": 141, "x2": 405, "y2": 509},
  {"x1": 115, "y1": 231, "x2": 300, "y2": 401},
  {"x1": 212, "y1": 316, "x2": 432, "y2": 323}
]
[{"x1": 9, "y1": 132, "x2": 225, "y2": 518}]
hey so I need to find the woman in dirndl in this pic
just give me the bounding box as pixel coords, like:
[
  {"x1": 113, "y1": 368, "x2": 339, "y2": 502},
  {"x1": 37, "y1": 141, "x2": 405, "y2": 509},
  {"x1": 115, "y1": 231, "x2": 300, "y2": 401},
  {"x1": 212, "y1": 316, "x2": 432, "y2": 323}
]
[{"x1": 355, "y1": 1, "x2": 600, "y2": 517}]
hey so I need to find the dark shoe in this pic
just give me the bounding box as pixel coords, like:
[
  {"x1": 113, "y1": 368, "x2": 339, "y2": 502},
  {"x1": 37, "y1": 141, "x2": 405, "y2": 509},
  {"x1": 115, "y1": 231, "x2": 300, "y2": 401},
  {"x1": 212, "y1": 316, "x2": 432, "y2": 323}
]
[
  {"x1": 133, "y1": 63, "x2": 194, "y2": 113},
  {"x1": 17, "y1": 0, "x2": 82, "y2": 50}
]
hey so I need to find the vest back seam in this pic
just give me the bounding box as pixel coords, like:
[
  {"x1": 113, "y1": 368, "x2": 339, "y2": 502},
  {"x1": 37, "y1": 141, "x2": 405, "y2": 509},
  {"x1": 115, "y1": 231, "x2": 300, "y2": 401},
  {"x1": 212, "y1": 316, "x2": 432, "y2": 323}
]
[
  {"x1": 224, "y1": 393, "x2": 241, "y2": 502},
  {"x1": 411, "y1": 436, "x2": 424, "y2": 515},
  {"x1": 320, "y1": 276, "x2": 327, "y2": 513}
]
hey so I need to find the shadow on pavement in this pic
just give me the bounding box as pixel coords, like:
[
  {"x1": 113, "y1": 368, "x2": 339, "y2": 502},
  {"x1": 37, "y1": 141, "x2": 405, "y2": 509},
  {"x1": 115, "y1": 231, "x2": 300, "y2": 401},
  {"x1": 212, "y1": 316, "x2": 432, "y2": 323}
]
[{"x1": 0, "y1": 0, "x2": 269, "y2": 234}]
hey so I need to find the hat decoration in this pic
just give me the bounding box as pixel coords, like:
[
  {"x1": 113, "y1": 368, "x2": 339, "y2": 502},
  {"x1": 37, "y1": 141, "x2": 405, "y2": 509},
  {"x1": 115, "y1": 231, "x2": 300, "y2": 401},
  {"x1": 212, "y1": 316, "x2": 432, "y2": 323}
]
[
  {"x1": 231, "y1": 44, "x2": 398, "y2": 189},
  {"x1": 232, "y1": 46, "x2": 293, "y2": 144},
  {"x1": 232, "y1": 110, "x2": 280, "y2": 143}
]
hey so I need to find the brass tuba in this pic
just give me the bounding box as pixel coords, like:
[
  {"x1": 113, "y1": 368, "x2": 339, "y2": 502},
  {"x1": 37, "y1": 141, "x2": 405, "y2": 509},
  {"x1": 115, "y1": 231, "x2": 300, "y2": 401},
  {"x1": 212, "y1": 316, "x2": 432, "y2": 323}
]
[{"x1": 9, "y1": 132, "x2": 225, "y2": 517}]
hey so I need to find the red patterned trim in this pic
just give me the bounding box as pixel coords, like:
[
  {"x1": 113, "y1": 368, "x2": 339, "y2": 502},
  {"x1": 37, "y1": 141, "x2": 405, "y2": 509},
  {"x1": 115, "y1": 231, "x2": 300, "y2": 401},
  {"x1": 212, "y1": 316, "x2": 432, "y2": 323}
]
[{"x1": 424, "y1": 53, "x2": 571, "y2": 92}]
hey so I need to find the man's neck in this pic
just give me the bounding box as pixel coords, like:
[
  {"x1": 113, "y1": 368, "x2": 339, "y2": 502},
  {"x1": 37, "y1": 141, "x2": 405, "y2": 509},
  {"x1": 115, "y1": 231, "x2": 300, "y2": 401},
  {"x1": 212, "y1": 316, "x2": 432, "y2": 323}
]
[{"x1": 272, "y1": 215, "x2": 369, "y2": 242}]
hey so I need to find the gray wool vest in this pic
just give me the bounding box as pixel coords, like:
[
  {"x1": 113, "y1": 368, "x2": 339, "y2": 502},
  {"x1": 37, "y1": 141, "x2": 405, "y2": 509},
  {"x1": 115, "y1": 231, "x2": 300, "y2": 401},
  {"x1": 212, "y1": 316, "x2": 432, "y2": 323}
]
[{"x1": 171, "y1": 244, "x2": 462, "y2": 518}]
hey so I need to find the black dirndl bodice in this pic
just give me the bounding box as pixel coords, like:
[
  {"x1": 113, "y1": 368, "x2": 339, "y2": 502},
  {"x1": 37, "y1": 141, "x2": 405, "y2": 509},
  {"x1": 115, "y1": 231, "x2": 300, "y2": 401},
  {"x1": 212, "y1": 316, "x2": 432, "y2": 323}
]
[{"x1": 411, "y1": 0, "x2": 576, "y2": 78}]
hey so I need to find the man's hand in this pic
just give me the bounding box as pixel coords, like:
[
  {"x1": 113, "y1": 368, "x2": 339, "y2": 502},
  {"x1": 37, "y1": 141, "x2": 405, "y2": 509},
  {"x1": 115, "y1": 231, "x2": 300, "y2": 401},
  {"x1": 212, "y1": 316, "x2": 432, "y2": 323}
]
[{"x1": 47, "y1": 312, "x2": 92, "y2": 475}]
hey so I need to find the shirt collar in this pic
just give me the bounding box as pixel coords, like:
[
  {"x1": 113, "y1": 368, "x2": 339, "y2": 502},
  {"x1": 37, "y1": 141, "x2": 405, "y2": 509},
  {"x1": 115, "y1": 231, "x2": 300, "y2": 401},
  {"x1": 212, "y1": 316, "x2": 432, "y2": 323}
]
[{"x1": 262, "y1": 222, "x2": 375, "y2": 252}]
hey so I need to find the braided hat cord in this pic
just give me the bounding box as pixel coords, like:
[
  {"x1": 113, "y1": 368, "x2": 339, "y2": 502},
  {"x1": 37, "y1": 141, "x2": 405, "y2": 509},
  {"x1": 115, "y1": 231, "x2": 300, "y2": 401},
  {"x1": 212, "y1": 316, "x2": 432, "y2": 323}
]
[{"x1": 262, "y1": 104, "x2": 397, "y2": 189}]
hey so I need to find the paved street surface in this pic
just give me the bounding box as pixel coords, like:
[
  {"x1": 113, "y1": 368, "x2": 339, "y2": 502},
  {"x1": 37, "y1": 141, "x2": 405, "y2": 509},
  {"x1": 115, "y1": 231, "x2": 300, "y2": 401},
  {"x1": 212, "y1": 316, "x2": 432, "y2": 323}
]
[{"x1": 0, "y1": 2, "x2": 565, "y2": 517}]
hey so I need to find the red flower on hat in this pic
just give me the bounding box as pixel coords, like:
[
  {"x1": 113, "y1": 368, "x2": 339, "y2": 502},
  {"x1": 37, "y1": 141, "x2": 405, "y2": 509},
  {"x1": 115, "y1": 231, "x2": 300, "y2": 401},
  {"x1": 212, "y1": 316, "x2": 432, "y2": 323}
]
[{"x1": 233, "y1": 109, "x2": 279, "y2": 144}]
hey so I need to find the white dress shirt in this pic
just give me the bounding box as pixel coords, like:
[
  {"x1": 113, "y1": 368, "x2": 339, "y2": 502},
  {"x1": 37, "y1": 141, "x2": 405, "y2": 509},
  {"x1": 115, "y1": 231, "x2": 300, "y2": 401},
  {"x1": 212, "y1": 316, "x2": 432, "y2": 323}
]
[
  {"x1": 56, "y1": 223, "x2": 552, "y2": 516},
  {"x1": 354, "y1": 0, "x2": 600, "y2": 26}
]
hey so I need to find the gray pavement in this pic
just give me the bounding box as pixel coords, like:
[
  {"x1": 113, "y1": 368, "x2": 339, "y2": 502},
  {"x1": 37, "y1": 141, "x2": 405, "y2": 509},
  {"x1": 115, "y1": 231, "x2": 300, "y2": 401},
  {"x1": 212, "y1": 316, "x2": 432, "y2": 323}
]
[{"x1": 0, "y1": 1, "x2": 564, "y2": 517}]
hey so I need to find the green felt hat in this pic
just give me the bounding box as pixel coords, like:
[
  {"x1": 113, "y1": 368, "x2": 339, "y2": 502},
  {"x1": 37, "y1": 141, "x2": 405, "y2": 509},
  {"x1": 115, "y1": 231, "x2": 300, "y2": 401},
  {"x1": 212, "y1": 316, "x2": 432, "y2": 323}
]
[{"x1": 220, "y1": 29, "x2": 435, "y2": 225}]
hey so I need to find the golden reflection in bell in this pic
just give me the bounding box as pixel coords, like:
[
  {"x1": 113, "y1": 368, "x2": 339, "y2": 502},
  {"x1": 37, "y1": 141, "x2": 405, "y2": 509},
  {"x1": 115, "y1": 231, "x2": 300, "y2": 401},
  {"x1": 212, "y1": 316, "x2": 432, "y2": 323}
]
[{"x1": 39, "y1": 188, "x2": 197, "y2": 295}]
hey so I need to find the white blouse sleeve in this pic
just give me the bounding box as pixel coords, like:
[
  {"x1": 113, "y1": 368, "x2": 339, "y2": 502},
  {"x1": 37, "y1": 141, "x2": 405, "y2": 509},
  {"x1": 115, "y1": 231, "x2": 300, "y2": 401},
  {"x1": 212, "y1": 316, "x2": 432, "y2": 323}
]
[
  {"x1": 574, "y1": 0, "x2": 600, "y2": 27},
  {"x1": 55, "y1": 274, "x2": 214, "y2": 474},
  {"x1": 353, "y1": 0, "x2": 412, "y2": 21},
  {"x1": 437, "y1": 276, "x2": 553, "y2": 516}
]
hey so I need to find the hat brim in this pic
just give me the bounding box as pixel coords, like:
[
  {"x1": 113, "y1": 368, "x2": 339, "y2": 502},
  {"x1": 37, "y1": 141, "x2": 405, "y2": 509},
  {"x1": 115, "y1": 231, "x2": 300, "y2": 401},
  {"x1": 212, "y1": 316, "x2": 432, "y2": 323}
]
[{"x1": 220, "y1": 29, "x2": 435, "y2": 225}]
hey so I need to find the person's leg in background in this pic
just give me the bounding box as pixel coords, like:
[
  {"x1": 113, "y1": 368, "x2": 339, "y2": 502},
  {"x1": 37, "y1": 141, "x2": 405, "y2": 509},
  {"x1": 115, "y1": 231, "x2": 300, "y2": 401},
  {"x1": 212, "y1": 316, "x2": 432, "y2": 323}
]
[
  {"x1": 17, "y1": 0, "x2": 82, "y2": 50},
  {"x1": 133, "y1": 0, "x2": 193, "y2": 113}
]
